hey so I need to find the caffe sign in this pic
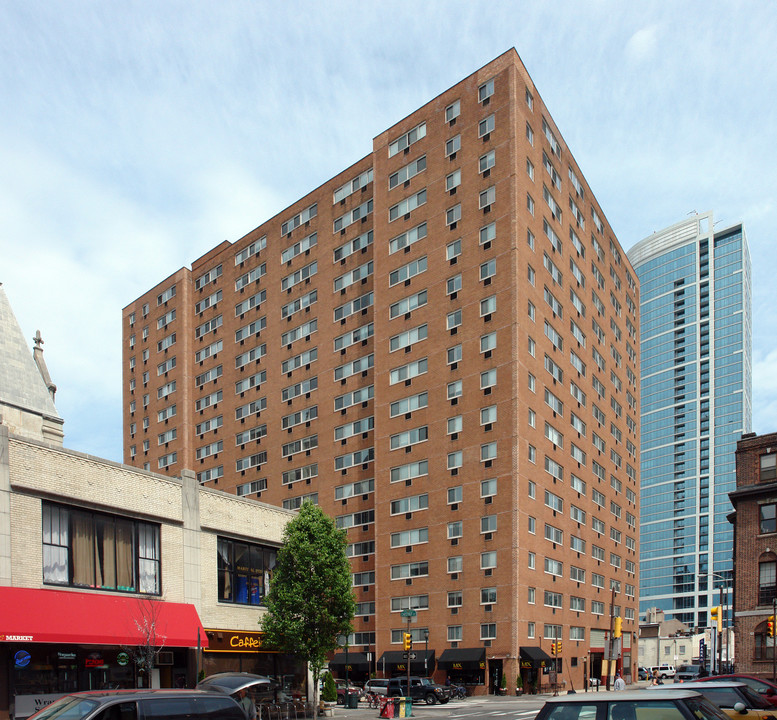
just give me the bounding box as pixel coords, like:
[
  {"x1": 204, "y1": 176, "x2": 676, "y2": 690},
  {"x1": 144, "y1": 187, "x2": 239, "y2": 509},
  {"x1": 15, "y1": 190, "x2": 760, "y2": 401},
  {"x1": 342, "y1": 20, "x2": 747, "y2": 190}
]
[{"x1": 204, "y1": 630, "x2": 266, "y2": 653}]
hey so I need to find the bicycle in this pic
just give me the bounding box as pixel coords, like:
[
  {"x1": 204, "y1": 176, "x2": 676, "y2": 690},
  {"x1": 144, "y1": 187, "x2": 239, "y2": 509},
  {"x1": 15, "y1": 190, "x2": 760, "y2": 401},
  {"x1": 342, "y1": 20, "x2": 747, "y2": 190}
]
[{"x1": 365, "y1": 693, "x2": 381, "y2": 710}]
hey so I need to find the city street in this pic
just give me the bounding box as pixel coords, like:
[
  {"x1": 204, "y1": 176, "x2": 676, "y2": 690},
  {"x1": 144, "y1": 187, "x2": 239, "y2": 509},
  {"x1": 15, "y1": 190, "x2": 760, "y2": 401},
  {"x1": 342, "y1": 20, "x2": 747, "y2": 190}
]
[{"x1": 332, "y1": 695, "x2": 556, "y2": 720}]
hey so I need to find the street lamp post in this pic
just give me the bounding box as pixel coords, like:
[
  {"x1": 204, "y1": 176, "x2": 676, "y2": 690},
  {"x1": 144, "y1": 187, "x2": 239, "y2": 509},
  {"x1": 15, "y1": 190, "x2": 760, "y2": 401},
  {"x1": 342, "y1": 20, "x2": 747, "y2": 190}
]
[{"x1": 424, "y1": 630, "x2": 429, "y2": 677}]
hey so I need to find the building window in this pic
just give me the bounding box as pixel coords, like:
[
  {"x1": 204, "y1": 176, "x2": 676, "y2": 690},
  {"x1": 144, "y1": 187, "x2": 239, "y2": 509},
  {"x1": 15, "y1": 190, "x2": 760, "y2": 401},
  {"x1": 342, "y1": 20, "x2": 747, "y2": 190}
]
[
  {"x1": 478, "y1": 78, "x2": 495, "y2": 102},
  {"x1": 445, "y1": 100, "x2": 460, "y2": 123},
  {"x1": 389, "y1": 123, "x2": 426, "y2": 158},
  {"x1": 762, "y1": 504, "x2": 777, "y2": 534},
  {"x1": 42, "y1": 502, "x2": 160, "y2": 594},
  {"x1": 760, "y1": 555, "x2": 777, "y2": 605},
  {"x1": 481, "y1": 551, "x2": 496, "y2": 570},
  {"x1": 448, "y1": 625, "x2": 463, "y2": 642},
  {"x1": 217, "y1": 536, "x2": 277, "y2": 605},
  {"x1": 478, "y1": 114, "x2": 495, "y2": 138},
  {"x1": 762, "y1": 454, "x2": 777, "y2": 481},
  {"x1": 481, "y1": 151, "x2": 496, "y2": 174},
  {"x1": 480, "y1": 623, "x2": 496, "y2": 641}
]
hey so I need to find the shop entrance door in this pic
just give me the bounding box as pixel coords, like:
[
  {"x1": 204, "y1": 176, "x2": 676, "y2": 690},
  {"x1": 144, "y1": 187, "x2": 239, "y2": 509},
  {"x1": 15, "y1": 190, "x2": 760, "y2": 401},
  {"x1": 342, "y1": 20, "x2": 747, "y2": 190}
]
[
  {"x1": 80, "y1": 667, "x2": 110, "y2": 691},
  {"x1": 489, "y1": 660, "x2": 502, "y2": 694}
]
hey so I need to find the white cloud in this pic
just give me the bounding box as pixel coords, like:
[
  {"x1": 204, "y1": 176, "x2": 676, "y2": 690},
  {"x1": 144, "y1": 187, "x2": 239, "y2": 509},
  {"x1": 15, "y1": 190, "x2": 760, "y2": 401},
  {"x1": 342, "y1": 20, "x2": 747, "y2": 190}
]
[{"x1": 625, "y1": 23, "x2": 660, "y2": 63}]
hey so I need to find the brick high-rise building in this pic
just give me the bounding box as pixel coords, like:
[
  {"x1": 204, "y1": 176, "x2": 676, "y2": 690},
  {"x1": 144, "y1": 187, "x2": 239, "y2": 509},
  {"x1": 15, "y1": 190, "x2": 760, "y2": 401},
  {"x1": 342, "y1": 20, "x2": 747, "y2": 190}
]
[{"x1": 122, "y1": 49, "x2": 641, "y2": 691}]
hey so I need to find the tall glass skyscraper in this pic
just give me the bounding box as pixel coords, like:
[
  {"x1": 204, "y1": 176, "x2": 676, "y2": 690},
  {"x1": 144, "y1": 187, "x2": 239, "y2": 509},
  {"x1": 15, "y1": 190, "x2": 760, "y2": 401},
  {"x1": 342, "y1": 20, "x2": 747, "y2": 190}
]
[{"x1": 628, "y1": 212, "x2": 751, "y2": 627}]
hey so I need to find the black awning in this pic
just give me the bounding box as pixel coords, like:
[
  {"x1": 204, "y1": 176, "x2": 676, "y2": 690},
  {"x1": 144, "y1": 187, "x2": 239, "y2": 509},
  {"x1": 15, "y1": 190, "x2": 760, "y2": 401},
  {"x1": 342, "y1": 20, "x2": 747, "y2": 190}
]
[
  {"x1": 329, "y1": 652, "x2": 369, "y2": 671},
  {"x1": 378, "y1": 650, "x2": 435, "y2": 674},
  {"x1": 520, "y1": 646, "x2": 552, "y2": 669},
  {"x1": 437, "y1": 648, "x2": 486, "y2": 670}
]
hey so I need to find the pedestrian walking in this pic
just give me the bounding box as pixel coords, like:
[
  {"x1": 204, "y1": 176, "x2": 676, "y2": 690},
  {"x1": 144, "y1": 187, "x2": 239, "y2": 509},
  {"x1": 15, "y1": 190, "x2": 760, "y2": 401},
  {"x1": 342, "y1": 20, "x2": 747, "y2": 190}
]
[{"x1": 613, "y1": 672, "x2": 626, "y2": 691}]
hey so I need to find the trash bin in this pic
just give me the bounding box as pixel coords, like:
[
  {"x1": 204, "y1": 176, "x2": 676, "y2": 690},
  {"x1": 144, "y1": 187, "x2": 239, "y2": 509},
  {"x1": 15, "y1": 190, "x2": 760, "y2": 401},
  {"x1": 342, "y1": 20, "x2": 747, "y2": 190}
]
[
  {"x1": 379, "y1": 698, "x2": 394, "y2": 718},
  {"x1": 398, "y1": 697, "x2": 412, "y2": 717},
  {"x1": 347, "y1": 693, "x2": 359, "y2": 709}
]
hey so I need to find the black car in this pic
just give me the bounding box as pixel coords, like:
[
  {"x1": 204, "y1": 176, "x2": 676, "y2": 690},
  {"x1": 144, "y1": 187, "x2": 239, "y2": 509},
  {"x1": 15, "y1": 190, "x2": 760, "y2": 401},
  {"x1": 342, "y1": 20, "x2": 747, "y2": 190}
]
[
  {"x1": 387, "y1": 677, "x2": 450, "y2": 704},
  {"x1": 28, "y1": 690, "x2": 245, "y2": 720}
]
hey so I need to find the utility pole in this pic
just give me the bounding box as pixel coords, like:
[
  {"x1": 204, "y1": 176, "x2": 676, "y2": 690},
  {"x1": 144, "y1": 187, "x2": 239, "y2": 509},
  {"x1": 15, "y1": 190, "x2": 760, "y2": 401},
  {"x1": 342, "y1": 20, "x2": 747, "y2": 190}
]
[{"x1": 772, "y1": 597, "x2": 776, "y2": 683}]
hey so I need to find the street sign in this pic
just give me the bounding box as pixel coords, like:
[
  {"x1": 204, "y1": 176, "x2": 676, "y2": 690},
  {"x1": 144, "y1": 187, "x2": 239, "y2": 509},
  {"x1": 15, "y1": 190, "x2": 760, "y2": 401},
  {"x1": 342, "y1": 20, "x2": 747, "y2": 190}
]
[
  {"x1": 403, "y1": 652, "x2": 416, "y2": 660},
  {"x1": 400, "y1": 609, "x2": 417, "y2": 618}
]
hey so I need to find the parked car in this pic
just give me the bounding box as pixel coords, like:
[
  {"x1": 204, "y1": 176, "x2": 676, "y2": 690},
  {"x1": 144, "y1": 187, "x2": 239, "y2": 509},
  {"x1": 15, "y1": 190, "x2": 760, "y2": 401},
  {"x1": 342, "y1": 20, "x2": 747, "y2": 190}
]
[
  {"x1": 696, "y1": 675, "x2": 777, "y2": 707},
  {"x1": 637, "y1": 667, "x2": 649, "y2": 681},
  {"x1": 534, "y1": 689, "x2": 729, "y2": 720},
  {"x1": 386, "y1": 677, "x2": 451, "y2": 704},
  {"x1": 364, "y1": 679, "x2": 389, "y2": 696},
  {"x1": 669, "y1": 681, "x2": 777, "y2": 719},
  {"x1": 334, "y1": 683, "x2": 361, "y2": 705},
  {"x1": 198, "y1": 671, "x2": 279, "y2": 707},
  {"x1": 28, "y1": 690, "x2": 246, "y2": 720},
  {"x1": 676, "y1": 664, "x2": 705, "y2": 682},
  {"x1": 647, "y1": 664, "x2": 677, "y2": 679}
]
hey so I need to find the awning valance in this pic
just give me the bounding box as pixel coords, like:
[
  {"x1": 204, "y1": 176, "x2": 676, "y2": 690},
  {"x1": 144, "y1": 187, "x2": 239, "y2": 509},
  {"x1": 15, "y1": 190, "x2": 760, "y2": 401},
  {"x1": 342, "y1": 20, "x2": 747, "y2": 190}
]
[
  {"x1": 378, "y1": 649, "x2": 435, "y2": 674},
  {"x1": 0, "y1": 587, "x2": 208, "y2": 648},
  {"x1": 329, "y1": 652, "x2": 369, "y2": 671},
  {"x1": 437, "y1": 648, "x2": 485, "y2": 670},
  {"x1": 519, "y1": 646, "x2": 552, "y2": 669}
]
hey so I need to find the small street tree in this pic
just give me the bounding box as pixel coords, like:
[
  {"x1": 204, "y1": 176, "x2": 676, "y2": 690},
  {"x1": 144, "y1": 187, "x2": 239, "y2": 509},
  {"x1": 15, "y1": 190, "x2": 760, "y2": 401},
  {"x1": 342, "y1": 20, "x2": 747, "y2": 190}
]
[
  {"x1": 260, "y1": 502, "x2": 355, "y2": 709},
  {"x1": 125, "y1": 597, "x2": 166, "y2": 688}
]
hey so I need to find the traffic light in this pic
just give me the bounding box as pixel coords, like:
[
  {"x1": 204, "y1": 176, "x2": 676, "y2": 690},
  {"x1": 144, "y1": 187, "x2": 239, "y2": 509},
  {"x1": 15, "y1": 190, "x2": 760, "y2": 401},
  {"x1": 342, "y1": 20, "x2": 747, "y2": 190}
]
[
  {"x1": 613, "y1": 616, "x2": 622, "y2": 639},
  {"x1": 556, "y1": 641, "x2": 562, "y2": 655},
  {"x1": 768, "y1": 616, "x2": 775, "y2": 637},
  {"x1": 710, "y1": 606, "x2": 722, "y2": 632},
  {"x1": 403, "y1": 632, "x2": 412, "y2": 651},
  {"x1": 550, "y1": 642, "x2": 556, "y2": 656}
]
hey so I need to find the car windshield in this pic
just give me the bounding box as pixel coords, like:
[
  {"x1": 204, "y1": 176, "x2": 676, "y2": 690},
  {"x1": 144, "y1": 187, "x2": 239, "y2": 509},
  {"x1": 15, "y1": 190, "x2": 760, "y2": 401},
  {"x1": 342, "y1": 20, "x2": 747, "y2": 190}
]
[
  {"x1": 739, "y1": 684, "x2": 773, "y2": 708},
  {"x1": 696, "y1": 686, "x2": 771, "y2": 709},
  {"x1": 686, "y1": 696, "x2": 736, "y2": 720},
  {"x1": 29, "y1": 697, "x2": 101, "y2": 720}
]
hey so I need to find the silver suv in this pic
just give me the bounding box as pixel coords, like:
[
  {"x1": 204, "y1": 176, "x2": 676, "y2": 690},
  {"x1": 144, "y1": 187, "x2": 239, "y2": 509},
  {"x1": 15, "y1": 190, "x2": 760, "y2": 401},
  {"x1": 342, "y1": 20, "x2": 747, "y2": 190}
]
[{"x1": 364, "y1": 679, "x2": 389, "y2": 696}]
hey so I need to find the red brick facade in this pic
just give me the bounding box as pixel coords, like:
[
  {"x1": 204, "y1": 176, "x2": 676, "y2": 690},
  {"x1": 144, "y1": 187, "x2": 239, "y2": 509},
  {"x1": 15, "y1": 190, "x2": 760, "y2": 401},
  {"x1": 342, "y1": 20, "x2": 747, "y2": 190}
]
[
  {"x1": 121, "y1": 49, "x2": 640, "y2": 691},
  {"x1": 731, "y1": 432, "x2": 777, "y2": 675}
]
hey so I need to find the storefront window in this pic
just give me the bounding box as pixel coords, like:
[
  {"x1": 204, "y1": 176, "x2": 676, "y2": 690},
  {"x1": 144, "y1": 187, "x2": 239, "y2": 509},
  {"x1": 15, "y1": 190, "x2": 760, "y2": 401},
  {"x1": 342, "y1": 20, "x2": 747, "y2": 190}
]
[
  {"x1": 217, "y1": 537, "x2": 277, "y2": 606},
  {"x1": 42, "y1": 503, "x2": 160, "y2": 595}
]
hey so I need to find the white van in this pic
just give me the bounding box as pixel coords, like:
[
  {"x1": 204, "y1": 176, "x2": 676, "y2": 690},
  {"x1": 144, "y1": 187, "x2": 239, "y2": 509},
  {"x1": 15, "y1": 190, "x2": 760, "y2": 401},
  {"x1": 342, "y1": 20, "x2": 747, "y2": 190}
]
[{"x1": 647, "y1": 664, "x2": 676, "y2": 679}]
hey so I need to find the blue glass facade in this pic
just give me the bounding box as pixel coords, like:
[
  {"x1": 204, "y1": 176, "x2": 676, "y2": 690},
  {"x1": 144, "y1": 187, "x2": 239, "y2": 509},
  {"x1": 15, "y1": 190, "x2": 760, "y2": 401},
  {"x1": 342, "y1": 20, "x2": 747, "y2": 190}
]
[{"x1": 628, "y1": 214, "x2": 751, "y2": 626}]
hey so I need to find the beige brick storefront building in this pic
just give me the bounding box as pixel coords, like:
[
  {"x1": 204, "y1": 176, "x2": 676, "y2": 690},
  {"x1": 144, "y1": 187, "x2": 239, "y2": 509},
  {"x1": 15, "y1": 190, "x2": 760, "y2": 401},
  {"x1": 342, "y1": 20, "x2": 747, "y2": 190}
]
[{"x1": 0, "y1": 283, "x2": 296, "y2": 719}]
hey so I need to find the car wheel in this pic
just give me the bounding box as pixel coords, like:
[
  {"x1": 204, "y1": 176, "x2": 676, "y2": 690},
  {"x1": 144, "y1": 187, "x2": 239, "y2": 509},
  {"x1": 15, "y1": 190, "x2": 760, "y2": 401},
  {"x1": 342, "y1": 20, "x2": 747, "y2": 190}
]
[
  {"x1": 336, "y1": 696, "x2": 344, "y2": 705},
  {"x1": 425, "y1": 694, "x2": 436, "y2": 705}
]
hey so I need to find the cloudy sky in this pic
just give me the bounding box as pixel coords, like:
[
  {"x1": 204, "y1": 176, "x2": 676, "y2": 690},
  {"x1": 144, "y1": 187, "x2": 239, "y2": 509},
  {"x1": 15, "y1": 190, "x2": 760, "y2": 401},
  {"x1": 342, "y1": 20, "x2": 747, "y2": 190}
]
[{"x1": 1, "y1": 1, "x2": 775, "y2": 462}]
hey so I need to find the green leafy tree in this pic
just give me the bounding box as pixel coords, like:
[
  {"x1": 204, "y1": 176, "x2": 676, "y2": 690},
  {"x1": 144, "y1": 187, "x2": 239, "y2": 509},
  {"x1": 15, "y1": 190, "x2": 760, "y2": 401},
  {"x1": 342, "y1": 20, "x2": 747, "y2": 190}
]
[{"x1": 260, "y1": 502, "x2": 355, "y2": 707}]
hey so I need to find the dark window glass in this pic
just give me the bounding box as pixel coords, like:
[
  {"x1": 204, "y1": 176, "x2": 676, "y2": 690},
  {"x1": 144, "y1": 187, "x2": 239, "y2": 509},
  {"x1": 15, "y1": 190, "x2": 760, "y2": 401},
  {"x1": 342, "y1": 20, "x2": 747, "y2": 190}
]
[
  {"x1": 142, "y1": 698, "x2": 192, "y2": 720},
  {"x1": 218, "y1": 537, "x2": 276, "y2": 606},
  {"x1": 761, "y1": 504, "x2": 777, "y2": 534}
]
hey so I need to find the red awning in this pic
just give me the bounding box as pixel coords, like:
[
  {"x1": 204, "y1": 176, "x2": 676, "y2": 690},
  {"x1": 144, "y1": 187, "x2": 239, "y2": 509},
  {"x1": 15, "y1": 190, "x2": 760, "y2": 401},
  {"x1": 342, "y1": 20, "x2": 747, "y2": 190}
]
[{"x1": 0, "y1": 587, "x2": 208, "y2": 648}]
